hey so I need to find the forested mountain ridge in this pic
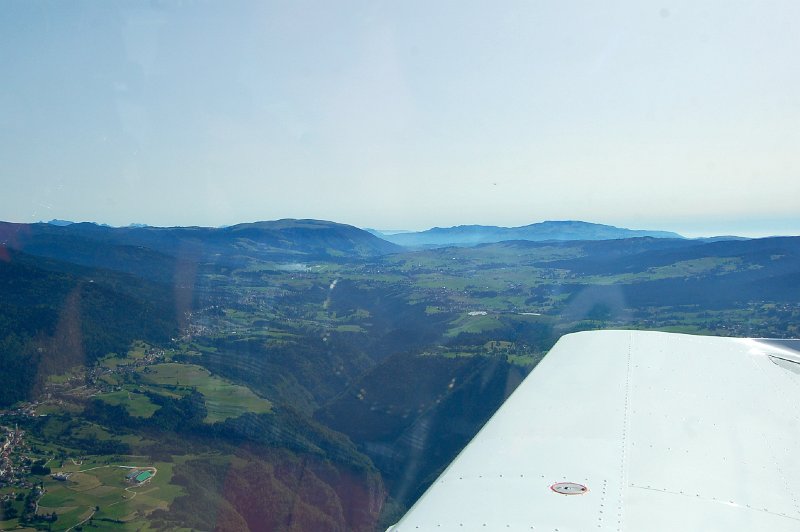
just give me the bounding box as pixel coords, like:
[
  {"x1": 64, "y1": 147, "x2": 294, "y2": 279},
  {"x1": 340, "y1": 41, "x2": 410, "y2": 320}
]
[
  {"x1": 0, "y1": 247, "x2": 178, "y2": 406},
  {"x1": 0, "y1": 218, "x2": 401, "y2": 275}
]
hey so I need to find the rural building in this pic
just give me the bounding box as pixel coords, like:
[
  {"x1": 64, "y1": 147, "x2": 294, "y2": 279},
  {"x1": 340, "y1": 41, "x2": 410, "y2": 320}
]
[{"x1": 134, "y1": 471, "x2": 152, "y2": 483}]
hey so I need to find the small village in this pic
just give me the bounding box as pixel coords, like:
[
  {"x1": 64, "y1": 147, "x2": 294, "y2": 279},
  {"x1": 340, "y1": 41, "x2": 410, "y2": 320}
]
[
  {"x1": 1, "y1": 418, "x2": 158, "y2": 528},
  {"x1": 0, "y1": 424, "x2": 30, "y2": 488},
  {"x1": 0, "y1": 424, "x2": 52, "y2": 526}
]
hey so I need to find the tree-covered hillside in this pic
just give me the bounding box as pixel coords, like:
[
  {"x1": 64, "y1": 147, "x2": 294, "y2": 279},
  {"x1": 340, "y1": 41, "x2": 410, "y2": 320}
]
[{"x1": 0, "y1": 249, "x2": 177, "y2": 406}]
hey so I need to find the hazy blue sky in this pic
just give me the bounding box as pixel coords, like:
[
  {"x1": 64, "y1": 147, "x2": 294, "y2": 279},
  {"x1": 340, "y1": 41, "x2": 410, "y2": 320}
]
[{"x1": 2, "y1": 1, "x2": 799, "y2": 237}]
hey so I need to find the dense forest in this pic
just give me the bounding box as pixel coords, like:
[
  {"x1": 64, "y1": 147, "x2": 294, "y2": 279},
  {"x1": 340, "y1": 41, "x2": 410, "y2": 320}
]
[{"x1": 0, "y1": 249, "x2": 177, "y2": 405}]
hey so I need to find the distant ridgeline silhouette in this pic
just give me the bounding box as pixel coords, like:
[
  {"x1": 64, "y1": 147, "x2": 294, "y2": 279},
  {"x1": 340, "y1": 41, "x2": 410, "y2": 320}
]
[{"x1": 368, "y1": 220, "x2": 685, "y2": 248}]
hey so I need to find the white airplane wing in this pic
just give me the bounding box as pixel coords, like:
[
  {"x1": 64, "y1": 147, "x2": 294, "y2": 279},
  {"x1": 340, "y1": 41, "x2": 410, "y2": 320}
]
[{"x1": 387, "y1": 330, "x2": 800, "y2": 531}]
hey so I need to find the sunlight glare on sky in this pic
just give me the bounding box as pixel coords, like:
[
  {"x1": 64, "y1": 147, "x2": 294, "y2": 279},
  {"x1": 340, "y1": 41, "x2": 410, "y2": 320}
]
[{"x1": 1, "y1": 0, "x2": 799, "y2": 236}]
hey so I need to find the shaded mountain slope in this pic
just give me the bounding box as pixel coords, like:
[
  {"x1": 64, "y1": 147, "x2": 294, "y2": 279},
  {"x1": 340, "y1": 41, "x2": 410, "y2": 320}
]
[
  {"x1": 549, "y1": 236, "x2": 798, "y2": 275},
  {"x1": 316, "y1": 352, "x2": 529, "y2": 512},
  {"x1": 0, "y1": 248, "x2": 178, "y2": 406},
  {"x1": 0, "y1": 219, "x2": 401, "y2": 280}
]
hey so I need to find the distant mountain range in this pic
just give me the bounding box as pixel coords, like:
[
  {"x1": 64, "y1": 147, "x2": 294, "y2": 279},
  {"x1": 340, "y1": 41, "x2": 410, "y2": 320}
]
[
  {"x1": 44, "y1": 219, "x2": 151, "y2": 228},
  {"x1": 368, "y1": 220, "x2": 684, "y2": 248},
  {"x1": 11, "y1": 220, "x2": 690, "y2": 262},
  {"x1": 0, "y1": 219, "x2": 402, "y2": 281}
]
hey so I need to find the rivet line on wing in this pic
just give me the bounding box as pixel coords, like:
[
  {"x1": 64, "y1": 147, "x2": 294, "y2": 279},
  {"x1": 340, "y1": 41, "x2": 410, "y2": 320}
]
[
  {"x1": 628, "y1": 484, "x2": 800, "y2": 522},
  {"x1": 616, "y1": 332, "x2": 634, "y2": 531}
]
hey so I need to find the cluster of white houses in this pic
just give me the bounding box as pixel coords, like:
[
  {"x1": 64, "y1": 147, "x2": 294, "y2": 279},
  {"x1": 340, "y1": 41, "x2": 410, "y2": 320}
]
[{"x1": 0, "y1": 425, "x2": 27, "y2": 486}]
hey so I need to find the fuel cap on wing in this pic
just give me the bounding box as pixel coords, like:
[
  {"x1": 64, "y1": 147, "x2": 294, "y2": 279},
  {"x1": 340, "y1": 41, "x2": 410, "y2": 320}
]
[{"x1": 550, "y1": 482, "x2": 588, "y2": 495}]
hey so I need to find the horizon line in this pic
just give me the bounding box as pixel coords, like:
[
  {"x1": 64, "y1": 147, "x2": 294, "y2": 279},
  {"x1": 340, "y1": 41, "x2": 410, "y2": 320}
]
[{"x1": 2, "y1": 217, "x2": 797, "y2": 240}]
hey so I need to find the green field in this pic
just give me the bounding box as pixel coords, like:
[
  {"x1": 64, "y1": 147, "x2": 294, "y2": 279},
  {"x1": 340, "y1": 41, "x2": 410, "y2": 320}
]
[
  {"x1": 70, "y1": 424, "x2": 114, "y2": 441},
  {"x1": 139, "y1": 363, "x2": 272, "y2": 423},
  {"x1": 97, "y1": 390, "x2": 160, "y2": 418},
  {"x1": 444, "y1": 313, "x2": 504, "y2": 337},
  {"x1": 334, "y1": 324, "x2": 364, "y2": 333}
]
